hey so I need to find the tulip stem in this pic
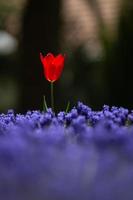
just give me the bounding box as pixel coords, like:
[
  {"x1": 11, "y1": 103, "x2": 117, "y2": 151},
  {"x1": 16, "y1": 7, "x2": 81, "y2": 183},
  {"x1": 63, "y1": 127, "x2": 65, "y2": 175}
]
[{"x1": 51, "y1": 82, "x2": 54, "y2": 111}]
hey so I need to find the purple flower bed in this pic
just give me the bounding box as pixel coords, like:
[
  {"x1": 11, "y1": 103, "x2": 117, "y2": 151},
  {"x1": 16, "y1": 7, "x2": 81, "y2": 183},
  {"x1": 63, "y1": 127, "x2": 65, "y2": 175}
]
[{"x1": 0, "y1": 102, "x2": 133, "y2": 200}]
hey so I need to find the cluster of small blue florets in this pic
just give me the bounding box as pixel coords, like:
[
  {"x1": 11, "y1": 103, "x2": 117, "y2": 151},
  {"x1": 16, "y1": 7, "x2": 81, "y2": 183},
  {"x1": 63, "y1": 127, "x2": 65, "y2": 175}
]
[{"x1": 0, "y1": 102, "x2": 133, "y2": 200}]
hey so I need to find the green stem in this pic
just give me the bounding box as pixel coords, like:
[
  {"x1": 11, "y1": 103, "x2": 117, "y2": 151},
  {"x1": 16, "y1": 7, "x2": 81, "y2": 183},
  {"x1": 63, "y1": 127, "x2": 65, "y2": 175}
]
[{"x1": 51, "y1": 82, "x2": 54, "y2": 111}]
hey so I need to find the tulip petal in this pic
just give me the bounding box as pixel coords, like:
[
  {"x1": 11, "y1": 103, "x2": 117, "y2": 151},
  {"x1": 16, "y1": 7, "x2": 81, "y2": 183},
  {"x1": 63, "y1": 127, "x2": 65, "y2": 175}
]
[
  {"x1": 40, "y1": 52, "x2": 65, "y2": 82},
  {"x1": 53, "y1": 54, "x2": 65, "y2": 80}
]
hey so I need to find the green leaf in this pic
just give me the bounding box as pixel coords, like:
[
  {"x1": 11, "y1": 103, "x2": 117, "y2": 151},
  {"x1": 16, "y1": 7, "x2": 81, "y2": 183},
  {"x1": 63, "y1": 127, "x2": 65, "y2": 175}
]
[
  {"x1": 65, "y1": 101, "x2": 70, "y2": 113},
  {"x1": 43, "y1": 95, "x2": 48, "y2": 112}
]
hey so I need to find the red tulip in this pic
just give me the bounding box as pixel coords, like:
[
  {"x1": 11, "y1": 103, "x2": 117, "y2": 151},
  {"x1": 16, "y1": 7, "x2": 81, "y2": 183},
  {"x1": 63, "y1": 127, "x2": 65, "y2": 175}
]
[{"x1": 40, "y1": 52, "x2": 65, "y2": 82}]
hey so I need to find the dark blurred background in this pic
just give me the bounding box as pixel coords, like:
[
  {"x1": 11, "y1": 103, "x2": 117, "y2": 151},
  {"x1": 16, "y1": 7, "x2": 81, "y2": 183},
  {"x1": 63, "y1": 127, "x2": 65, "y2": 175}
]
[{"x1": 0, "y1": 0, "x2": 132, "y2": 113}]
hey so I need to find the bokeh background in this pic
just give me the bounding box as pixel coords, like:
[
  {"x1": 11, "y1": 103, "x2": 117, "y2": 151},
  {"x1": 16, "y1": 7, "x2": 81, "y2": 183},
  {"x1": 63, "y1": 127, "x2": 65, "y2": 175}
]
[{"x1": 0, "y1": 0, "x2": 132, "y2": 113}]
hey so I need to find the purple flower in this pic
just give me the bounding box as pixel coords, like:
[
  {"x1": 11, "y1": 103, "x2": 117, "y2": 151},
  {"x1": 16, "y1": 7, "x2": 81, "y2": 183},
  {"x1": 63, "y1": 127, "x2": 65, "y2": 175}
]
[{"x1": 0, "y1": 103, "x2": 132, "y2": 199}]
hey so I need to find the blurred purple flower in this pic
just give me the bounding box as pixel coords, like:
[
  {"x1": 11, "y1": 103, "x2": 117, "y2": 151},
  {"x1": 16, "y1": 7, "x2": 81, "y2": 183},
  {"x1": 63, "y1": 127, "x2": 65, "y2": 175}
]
[{"x1": 0, "y1": 103, "x2": 132, "y2": 199}]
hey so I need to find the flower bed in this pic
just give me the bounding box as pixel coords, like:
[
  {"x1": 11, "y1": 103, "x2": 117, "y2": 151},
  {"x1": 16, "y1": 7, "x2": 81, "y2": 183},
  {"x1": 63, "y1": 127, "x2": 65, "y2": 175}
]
[{"x1": 0, "y1": 102, "x2": 133, "y2": 200}]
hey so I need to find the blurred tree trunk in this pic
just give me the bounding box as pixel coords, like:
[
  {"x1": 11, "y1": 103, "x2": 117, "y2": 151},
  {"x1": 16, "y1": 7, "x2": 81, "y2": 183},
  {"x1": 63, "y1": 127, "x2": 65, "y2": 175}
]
[
  {"x1": 19, "y1": 0, "x2": 61, "y2": 112},
  {"x1": 106, "y1": 1, "x2": 133, "y2": 109}
]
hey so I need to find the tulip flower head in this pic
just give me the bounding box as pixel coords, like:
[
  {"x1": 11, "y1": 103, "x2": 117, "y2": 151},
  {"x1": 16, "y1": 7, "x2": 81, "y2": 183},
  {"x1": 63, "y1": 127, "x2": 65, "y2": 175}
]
[
  {"x1": 40, "y1": 53, "x2": 65, "y2": 82},
  {"x1": 40, "y1": 52, "x2": 66, "y2": 111}
]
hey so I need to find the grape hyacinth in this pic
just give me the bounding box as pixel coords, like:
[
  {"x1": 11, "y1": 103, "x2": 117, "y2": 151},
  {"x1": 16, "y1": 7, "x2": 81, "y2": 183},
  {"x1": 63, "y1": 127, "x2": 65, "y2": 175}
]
[{"x1": 0, "y1": 102, "x2": 133, "y2": 200}]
